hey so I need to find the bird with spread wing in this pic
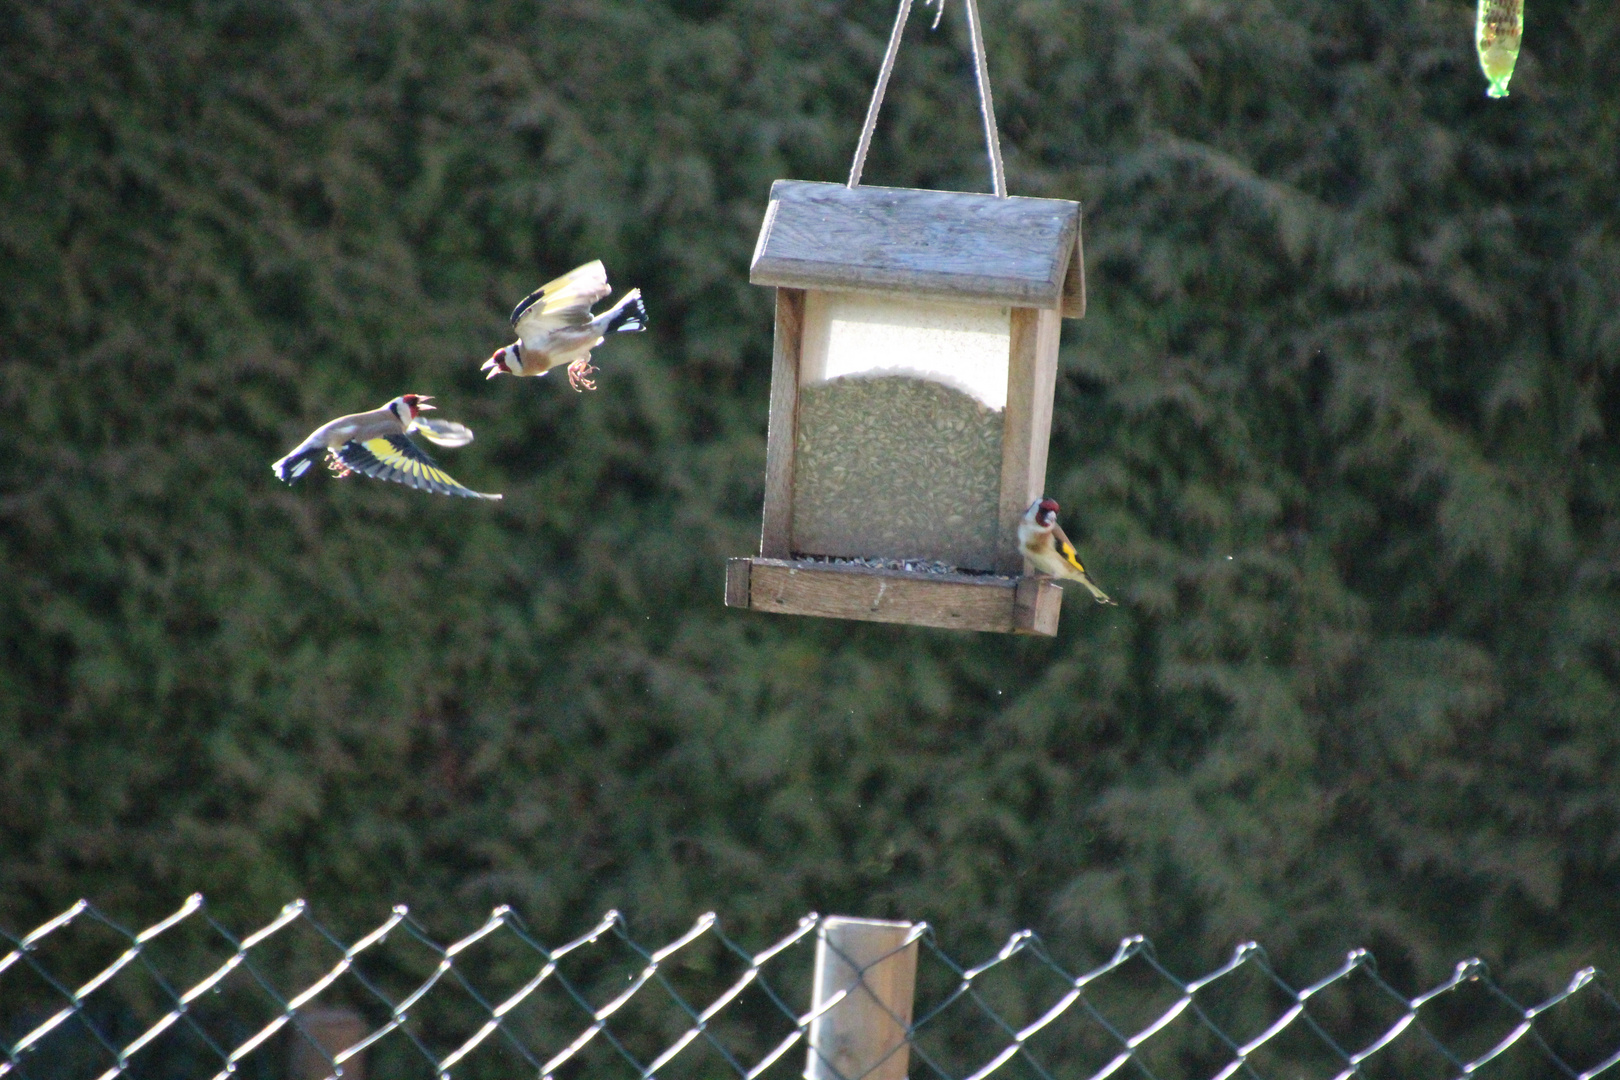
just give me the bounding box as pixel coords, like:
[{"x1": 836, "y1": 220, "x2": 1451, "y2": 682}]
[
  {"x1": 483, "y1": 260, "x2": 646, "y2": 391},
  {"x1": 271, "y1": 395, "x2": 501, "y2": 500},
  {"x1": 1019, "y1": 497, "x2": 1115, "y2": 605}
]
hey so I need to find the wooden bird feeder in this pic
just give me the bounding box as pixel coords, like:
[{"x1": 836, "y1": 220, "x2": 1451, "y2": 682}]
[{"x1": 725, "y1": 179, "x2": 1086, "y2": 635}]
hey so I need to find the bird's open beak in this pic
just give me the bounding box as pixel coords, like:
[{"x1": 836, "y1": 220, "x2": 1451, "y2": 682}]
[{"x1": 416, "y1": 397, "x2": 436, "y2": 411}]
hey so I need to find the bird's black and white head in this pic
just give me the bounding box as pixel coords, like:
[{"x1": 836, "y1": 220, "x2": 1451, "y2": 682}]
[
  {"x1": 482, "y1": 342, "x2": 522, "y2": 379},
  {"x1": 389, "y1": 394, "x2": 435, "y2": 425},
  {"x1": 1028, "y1": 497, "x2": 1060, "y2": 530}
]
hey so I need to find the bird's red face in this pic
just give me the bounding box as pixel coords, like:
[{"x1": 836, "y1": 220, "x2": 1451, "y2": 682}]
[
  {"x1": 1036, "y1": 498, "x2": 1059, "y2": 528},
  {"x1": 401, "y1": 394, "x2": 434, "y2": 417},
  {"x1": 482, "y1": 345, "x2": 514, "y2": 378}
]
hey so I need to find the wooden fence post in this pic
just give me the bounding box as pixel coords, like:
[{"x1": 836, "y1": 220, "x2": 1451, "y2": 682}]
[{"x1": 806, "y1": 917, "x2": 920, "y2": 1080}]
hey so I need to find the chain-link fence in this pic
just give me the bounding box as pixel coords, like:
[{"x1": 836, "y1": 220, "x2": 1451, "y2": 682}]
[{"x1": 4, "y1": 897, "x2": 1619, "y2": 1080}]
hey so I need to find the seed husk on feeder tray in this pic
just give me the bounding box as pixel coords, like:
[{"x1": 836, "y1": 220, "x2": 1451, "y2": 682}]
[{"x1": 792, "y1": 373, "x2": 1004, "y2": 571}]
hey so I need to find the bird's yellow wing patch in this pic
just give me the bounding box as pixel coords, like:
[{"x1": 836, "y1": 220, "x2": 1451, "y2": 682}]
[
  {"x1": 1052, "y1": 524, "x2": 1087, "y2": 574},
  {"x1": 1052, "y1": 522, "x2": 1115, "y2": 604},
  {"x1": 336, "y1": 435, "x2": 502, "y2": 500},
  {"x1": 510, "y1": 259, "x2": 611, "y2": 334}
]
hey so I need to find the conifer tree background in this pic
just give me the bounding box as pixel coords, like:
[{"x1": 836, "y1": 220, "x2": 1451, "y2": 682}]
[{"x1": 2, "y1": 0, "x2": 1618, "y2": 1007}]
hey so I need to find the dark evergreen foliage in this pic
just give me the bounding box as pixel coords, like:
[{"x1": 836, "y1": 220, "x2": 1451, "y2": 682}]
[{"x1": 2, "y1": 0, "x2": 1618, "y2": 1012}]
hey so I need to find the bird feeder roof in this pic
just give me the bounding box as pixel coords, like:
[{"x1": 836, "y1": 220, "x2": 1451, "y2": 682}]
[{"x1": 750, "y1": 180, "x2": 1084, "y2": 317}]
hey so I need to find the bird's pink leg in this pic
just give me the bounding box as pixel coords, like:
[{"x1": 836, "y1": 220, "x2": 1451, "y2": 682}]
[
  {"x1": 325, "y1": 451, "x2": 354, "y2": 479},
  {"x1": 566, "y1": 356, "x2": 598, "y2": 392}
]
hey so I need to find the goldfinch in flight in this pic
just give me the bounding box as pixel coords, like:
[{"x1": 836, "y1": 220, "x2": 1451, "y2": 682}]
[
  {"x1": 483, "y1": 259, "x2": 646, "y2": 391},
  {"x1": 1019, "y1": 497, "x2": 1115, "y2": 604},
  {"x1": 271, "y1": 394, "x2": 501, "y2": 500}
]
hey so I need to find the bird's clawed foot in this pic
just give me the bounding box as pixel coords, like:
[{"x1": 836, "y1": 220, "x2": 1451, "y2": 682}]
[
  {"x1": 325, "y1": 452, "x2": 354, "y2": 479},
  {"x1": 566, "y1": 358, "x2": 598, "y2": 392}
]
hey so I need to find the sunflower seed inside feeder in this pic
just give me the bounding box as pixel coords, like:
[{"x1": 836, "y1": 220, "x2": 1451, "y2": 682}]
[{"x1": 792, "y1": 374, "x2": 1004, "y2": 570}]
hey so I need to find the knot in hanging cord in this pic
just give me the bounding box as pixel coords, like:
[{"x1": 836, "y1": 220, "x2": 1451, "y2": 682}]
[{"x1": 847, "y1": 0, "x2": 1008, "y2": 197}]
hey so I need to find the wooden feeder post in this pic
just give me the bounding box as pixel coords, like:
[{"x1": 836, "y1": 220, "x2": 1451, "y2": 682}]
[
  {"x1": 806, "y1": 917, "x2": 920, "y2": 1080},
  {"x1": 725, "y1": 180, "x2": 1086, "y2": 635}
]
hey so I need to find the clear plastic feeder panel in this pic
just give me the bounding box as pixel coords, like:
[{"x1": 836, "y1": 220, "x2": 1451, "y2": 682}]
[{"x1": 792, "y1": 291, "x2": 1011, "y2": 570}]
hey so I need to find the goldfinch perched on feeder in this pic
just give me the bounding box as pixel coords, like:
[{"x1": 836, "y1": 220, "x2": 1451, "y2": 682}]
[
  {"x1": 1019, "y1": 497, "x2": 1115, "y2": 605},
  {"x1": 271, "y1": 395, "x2": 501, "y2": 500},
  {"x1": 483, "y1": 260, "x2": 647, "y2": 391}
]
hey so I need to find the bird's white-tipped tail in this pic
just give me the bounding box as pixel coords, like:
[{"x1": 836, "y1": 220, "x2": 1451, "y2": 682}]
[
  {"x1": 1078, "y1": 574, "x2": 1116, "y2": 606},
  {"x1": 272, "y1": 446, "x2": 322, "y2": 484},
  {"x1": 601, "y1": 288, "x2": 646, "y2": 334}
]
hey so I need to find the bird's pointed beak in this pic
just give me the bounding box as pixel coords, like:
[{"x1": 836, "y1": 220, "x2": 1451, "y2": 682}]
[
  {"x1": 481, "y1": 356, "x2": 496, "y2": 371},
  {"x1": 416, "y1": 397, "x2": 436, "y2": 411}
]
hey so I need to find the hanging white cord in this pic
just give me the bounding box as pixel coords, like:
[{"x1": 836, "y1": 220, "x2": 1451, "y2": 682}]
[
  {"x1": 846, "y1": 0, "x2": 1008, "y2": 198},
  {"x1": 847, "y1": 0, "x2": 914, "y2": 189},
  {"x1": 962, "y1": 0, "x2": 1007, "y2": 197}
]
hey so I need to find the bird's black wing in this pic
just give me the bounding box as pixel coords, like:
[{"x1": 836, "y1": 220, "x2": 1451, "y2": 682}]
[
  {"x1": 510, "y1": 260, "x2": 610, "y2": 330},
  {"x1": 335, "y1": 435, "x2": 501, "y2": 500}
]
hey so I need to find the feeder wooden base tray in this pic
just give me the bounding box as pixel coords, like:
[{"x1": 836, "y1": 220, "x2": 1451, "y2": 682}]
[{"x1": 725, "y1": 558, "x2": 1062, "y2": 636}]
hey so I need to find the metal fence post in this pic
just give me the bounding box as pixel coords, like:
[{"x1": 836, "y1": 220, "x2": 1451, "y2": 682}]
[{"x1": 806, "y1": 916, "x2": 919, "y2": 1080}]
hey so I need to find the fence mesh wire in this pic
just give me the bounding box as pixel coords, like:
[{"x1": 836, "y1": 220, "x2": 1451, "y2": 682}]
[{"x1": 4, "y1": 897, "x2": 1619, "y2": 1080}]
